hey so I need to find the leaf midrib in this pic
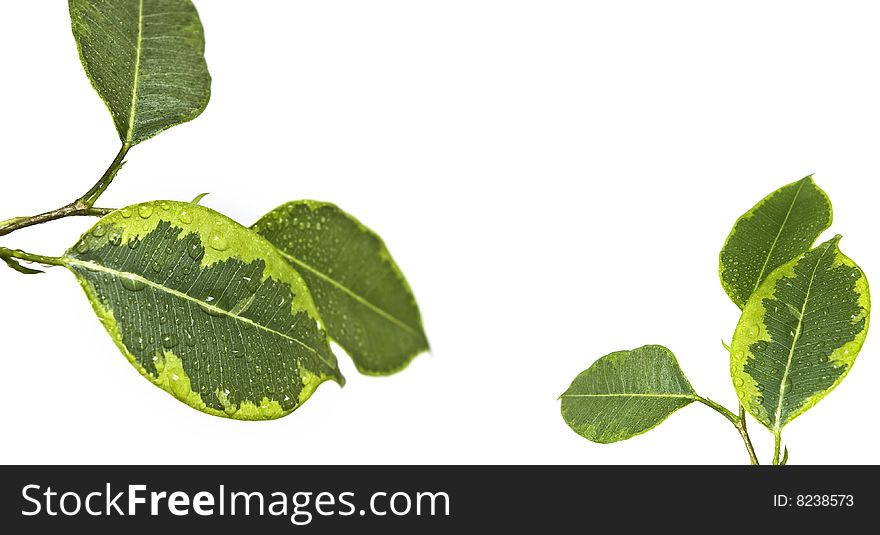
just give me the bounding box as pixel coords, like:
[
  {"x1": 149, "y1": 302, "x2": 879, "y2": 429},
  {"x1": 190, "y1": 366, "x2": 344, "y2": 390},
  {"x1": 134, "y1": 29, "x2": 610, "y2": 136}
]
[
  {"x1": 277, "y1": 251, "x2": 421, "y2": 337},
  {"x1": 751, "y1": 178, "x2": 808, "y2": 296},
  {"x1": 125, "y1": 0, "x2": 145, "y2": 143},
  {"x1": 65, "y1": 257, "x2": 337, "y2": 371},
  {"x1": 772, "y1": 243, "x2": 833, "y2": 433}
]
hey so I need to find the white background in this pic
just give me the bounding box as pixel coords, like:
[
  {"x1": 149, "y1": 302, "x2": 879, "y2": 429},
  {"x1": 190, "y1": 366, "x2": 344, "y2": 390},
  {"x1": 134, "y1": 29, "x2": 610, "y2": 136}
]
[{"x1": 1, "y1": 1, "x2": 877, "y2": 465}]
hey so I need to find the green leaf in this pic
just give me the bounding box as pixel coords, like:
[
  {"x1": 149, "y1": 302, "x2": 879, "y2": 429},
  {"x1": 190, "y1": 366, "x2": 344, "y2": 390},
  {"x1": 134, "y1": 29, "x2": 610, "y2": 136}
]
[
  {"x1": 252, "y1": 201, "x2": 429, "y2": 375},
  {"x1": 69, "y1": 0, "x2": 211, "y2": 145},
  {"x1": 62, "y1": 201, "x2": 343, "y2": 420},
  {"x1": 719, "y1": 176, "x2": 832, "y2": 309},
  {"x1": 560, "y1": 345, "x2": 698, "y2": 444},
  {"x1": 730, "y1": 236, "x2": 870, "y2": 434}
]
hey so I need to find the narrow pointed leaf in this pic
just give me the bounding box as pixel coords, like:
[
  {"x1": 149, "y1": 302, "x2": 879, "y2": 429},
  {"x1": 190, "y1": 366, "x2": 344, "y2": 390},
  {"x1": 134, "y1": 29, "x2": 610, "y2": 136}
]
[
  {"x1": 560, "y1": 345, "x2": 698, "y2": 444},
  {"x1": 2, "y1": 256, "x2": 43, "y2": 275},
  {"x1": 730, "y1": 236, "x2": 870, "y2": 433},
  {"x1": 719, "y1": 176, "x2": 832, "y2": 308},
  {"x1": 69, "y1": 0, "x2": 211, "y2": 145},
  {"x1": 62, "y1": 201, "x2": 343, "y2": 420},
  {"x1": 252, "y1": 201, "x2": 429, "y2": 375}
]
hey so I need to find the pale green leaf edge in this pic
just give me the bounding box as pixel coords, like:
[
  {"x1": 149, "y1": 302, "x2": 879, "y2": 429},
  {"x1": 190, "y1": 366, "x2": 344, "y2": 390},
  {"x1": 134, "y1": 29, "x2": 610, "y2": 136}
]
[
  {"x1": 730, "y1": 237, "x2": 871, "y2": 432},
  {"x1": 62, "y1": 201, "x2": 344, "y2": 421}
]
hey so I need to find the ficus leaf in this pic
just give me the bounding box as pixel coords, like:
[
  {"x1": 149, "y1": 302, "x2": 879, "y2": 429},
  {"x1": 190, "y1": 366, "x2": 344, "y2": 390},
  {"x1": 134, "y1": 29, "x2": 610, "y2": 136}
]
[
  {"x1": 719, "y1": 176, "x2": 832, "y2": 309},
  {"x1": 61, "y1": 201, "x2": 343, "y2": 420},
  {"x1": 252, "y1": 201, "x2": 429, "y2": 375},
  {"x1": 69, "y1": 0, "x2": 211, "y2": 146},
  {"x1": 560, "y1": 345, "x2": 698, "y2": 444},
  {"x1": 730, "y1": 236, "x2": 870, "y2": 434}
]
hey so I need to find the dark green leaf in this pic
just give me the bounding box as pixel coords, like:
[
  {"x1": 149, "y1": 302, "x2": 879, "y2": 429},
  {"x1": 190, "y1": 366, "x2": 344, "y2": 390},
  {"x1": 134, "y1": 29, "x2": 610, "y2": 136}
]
[
  {"x1": 69, "y1": 0, "x2": 211, "y2": 145},
  {"x1": 253, "y1": 201, "x2": 429, "y2": 375},
  {"x1": 63, "y1": 201, "x2": 343, "y2": 420},
  {"x1": 560, "y1": 345, "x2": 697, "y2": 444},
  {"x1": 719, "y1": 176, "x2": 832, "y2": 308},
  {"x1": 730, "y1": 236, "x2": 870, "y2": 434}
]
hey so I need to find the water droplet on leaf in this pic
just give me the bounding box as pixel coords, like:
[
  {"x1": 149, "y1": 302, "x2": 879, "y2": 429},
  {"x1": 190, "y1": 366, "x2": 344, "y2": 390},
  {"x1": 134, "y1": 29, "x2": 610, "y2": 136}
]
[
  {"x1": 161, "y1": 333, "x2": 179, "y2": 349},
  {"x1": 208, "y1": 233, "x2": 228, "y2": 251},
  {"x1": 188, "y1": 242, "x2": 204, "y2": 261},
  {"x1": 121, "y1": 276, "x2": 146, "y2": 292}
]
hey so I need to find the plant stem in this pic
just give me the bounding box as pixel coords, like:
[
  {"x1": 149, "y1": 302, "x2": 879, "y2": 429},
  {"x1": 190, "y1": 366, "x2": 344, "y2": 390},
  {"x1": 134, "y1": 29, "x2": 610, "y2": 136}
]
[
  {"x1": 0, "y1": 205, "x2": 115, "y2": 237},
  {"x1": 0, "y1": 143, "x2": 128, "y2": 238},
  {"x1": 737, "y1": 405, "x2": 759, "y2": 466},
  {"x1": 0, "y1": 246, "x2": 65, "y2": 268},
  {"x1": 81, "y1": 143, "x2": 131, "y2": 206},
  {"x1": 716, "y1": 341, "x2": 761, "y2": 465},
  {"x1": 696, "y1": 396, "x2": 760, "y2": 465},
  {"x1": 773, "y1": 433, "x2": 782, "y2": 465}
]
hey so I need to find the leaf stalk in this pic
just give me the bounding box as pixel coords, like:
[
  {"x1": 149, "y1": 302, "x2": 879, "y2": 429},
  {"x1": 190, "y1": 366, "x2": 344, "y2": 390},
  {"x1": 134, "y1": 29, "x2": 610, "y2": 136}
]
[
  {"x1": 0, "y1": 144, "x2": 127, "y2": 238},
  {"x1": 0, "y1": 247, "x2": 65, "y2": 271},
  {"x1": 697, "y1": 397, "x2": 760, "y2": 465},
  {"x1": 773, "y1": 433, "x2": 782, "y2": 465}
]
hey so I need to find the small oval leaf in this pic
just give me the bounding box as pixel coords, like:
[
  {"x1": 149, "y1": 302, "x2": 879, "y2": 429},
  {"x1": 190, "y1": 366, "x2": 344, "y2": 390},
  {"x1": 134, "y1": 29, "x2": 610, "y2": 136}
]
[
  {"x1": 560, "y1": 345, "x2": 697, "y2": 444},
  {"x1": 719, "y1": 176, "x2": 832, "y2": 309},
  {"x1": 69, "y1": 0, "x2": 211, "y2": 145},
  {"x1": 63, "y1": 201, "x2": 343, "y2": 420},
  {"x1": 730, "y1": 236, "x2": 870, "y2": 433},
  {"x1": 252, "y1": 201, "x2": 429, "y2": 375}
]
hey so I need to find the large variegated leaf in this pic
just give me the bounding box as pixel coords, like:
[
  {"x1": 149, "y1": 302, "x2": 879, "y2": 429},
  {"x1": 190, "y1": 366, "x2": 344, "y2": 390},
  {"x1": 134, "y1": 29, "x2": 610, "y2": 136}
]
[
  {"x1": 62, "y1": 201, "x2": 343, "y2": 420},
  {"x1": 69, "y1": 0, "x2": 211, "y2": 145},
  {"x1": 252, "y1": 201, "x2": 429, "y2": 375},
  {"x1": 730, "y1": 236, "x2": 870, "y2": 434},
  {"x1": 560, "y1": 345, "x2": 697, "y2": 444},
  {"x1": 719, "y1": 176, "x2": 832, "y2": 309}
]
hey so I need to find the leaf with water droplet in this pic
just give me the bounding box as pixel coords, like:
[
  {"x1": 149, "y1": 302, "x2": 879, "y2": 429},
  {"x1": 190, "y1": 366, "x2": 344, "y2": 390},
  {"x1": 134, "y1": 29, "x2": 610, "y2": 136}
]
[
  {"x1": 719, "y1": 176, "x2": 832, "y2": 309},
  {"x1": 730, "y1": 236, "x2": 870, "y2": 434},
  {"x1": 253, "y1": 201, "x2": 429, "y2": 375},
  {"x1": 62, "y1": 201, "x2": 344, "y2": 420},
  {"x1": 69, "y1": 0, "x2": 211, "y2": 145},
  {"x1": 560, "y1": 345, "x2": 698, "y2": 443}
]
